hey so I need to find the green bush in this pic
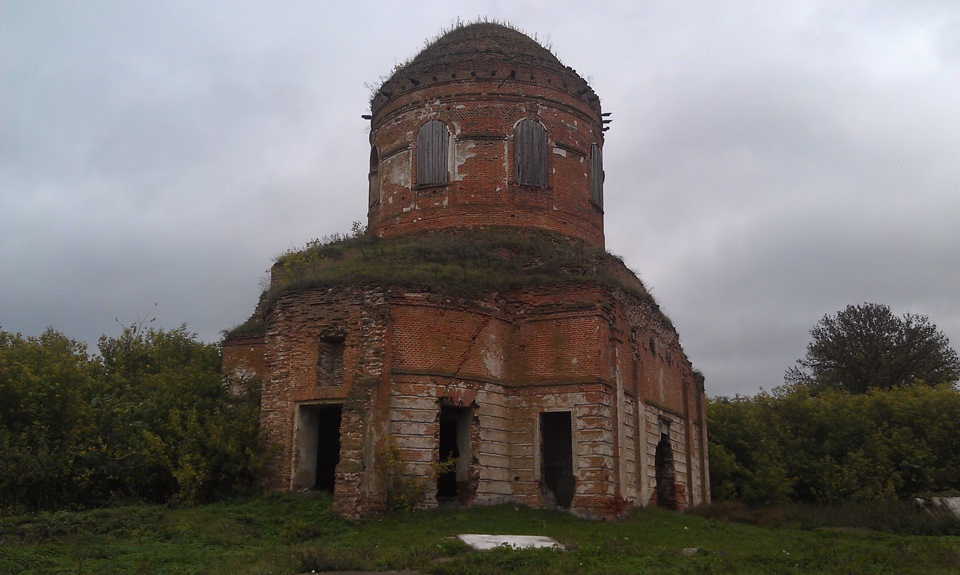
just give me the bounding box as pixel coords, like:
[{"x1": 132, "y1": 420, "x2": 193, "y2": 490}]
[
  {"x1": 708, "y1": 383, "x2": 960, "y2": 506},
  {"x1": 376, "y1": 436, "x2": 458, "y2": 513},
  {"x1": 0, "y1": 326, "x2": 268, "y2": 512}
]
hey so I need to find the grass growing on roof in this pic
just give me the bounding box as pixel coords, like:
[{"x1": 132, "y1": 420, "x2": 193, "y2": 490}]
[{"x1": 266, "y1": 226, "x2": 662, "y2": 312}]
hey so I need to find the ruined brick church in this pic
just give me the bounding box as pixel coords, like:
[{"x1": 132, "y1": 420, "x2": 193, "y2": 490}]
[{"x1": 223, "y1": 22, "x2": 709, "y2": 518}]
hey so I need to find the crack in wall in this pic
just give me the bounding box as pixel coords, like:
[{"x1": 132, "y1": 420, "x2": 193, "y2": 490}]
[{"x1": 452, "y1": 315, "x2": 493, "y2": 378}]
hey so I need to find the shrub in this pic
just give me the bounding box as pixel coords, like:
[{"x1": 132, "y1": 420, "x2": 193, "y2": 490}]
[
  {"x1": 376, "y1": 436, "x2": 457, "y2": 513},
  {"x1": 0, "y1": 326, "x2": 269, "y2": 512},
  {"x1": 708, "y1": 383, "x2": 960, "y2": 506}
]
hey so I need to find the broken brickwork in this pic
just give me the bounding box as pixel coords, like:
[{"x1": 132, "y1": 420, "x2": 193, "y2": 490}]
[{"x1": 223, "y1": 22, "x2": 709, "y2": 518}]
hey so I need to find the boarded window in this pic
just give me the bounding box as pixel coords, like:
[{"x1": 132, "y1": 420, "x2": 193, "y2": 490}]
[
  {"x1": 589, "y1": 143, "x2": 603, "y2": 208},
  {"x1": 416, "y1": 120, "x2": 449, "y2": 185},
  {"x1": 515, "y1": 118, "x2": 547, "y2": 187},
  {"x1": 368, "y1": 147, "x2": 379, "y2": 208},
  {"x1": 317, "y1": 334, "x2": 344, "y2": 387}
]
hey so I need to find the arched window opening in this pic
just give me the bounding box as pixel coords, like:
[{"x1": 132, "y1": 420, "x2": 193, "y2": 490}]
[
  {"x1": 515, "y1": 118, "x2": 547, "y2": 188},
  {"x1": 590, "y1": 143, "x2": 603, "y2": 208},
  {"x1": 416, "y1": 120, "x2": 449, "y2": 185}
]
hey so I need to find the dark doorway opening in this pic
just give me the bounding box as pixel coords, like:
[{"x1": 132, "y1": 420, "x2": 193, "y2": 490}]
[
  {"x1": 315, "y1": 405, "x2": 342, "y2": 491},
  {"x1": 655, "y1": 430, "x2": 678, "y2": 509},
  {"x1": 293, "y1": 404, "x2": 343, "y2": 492},
  {"x1": 540, "y1": 411, "x2": 574, "y2": 508},
  {"x1": 437, "y1": 406, "x2": 470, "y2": 501}
]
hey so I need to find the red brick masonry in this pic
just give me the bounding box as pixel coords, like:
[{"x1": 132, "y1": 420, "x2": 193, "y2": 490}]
[{"x1": 223, "y1": 22, "x2": 708, "y2": 518}]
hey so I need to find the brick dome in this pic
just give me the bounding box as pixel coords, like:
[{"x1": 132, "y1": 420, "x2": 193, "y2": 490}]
[
  {"x1": 371, "y1": 22, "x2": 600, "y2": 115},
  {"x1": 366, "y1": 22, "x2": 607, "y2": 248}
]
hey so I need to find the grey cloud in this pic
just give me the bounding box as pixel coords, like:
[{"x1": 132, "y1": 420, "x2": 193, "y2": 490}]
[{"x1": 2, "y1": 1, "x2": 956, "y2": 396}]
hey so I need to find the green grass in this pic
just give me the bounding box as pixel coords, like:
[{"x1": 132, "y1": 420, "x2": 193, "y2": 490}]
[
  {"x1": 269, "y1": 227, "x2": 647, "y2": 299},
  {"x1": 1, "y1": 494, "x2": 958, "y2": 574},
  {"x1": 223, "y1": 227, "x2": 671, "y2": 340}
]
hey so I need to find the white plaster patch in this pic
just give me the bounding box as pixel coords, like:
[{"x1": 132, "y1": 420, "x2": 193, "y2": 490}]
[
  {"x1": 552, "y1": 146, "x2": 567, "y2": 157},
  {"x1": 455, "y1": 140, "x2": 477, "y2": 181},
  {"x1": 571, "y1": 357, "x2": 578, "y2": 365},
  {"x1": 502, "y1": 141, "x2": 509, "y2": 176},
  {"x1": 384, "y1": 151, "x2": 411, "y2": 187},
  {"x1": 458, "y1": 534, "x2": 563, "y2": 551},
  {"x1": 482, "y1": 333, "x2": 504, "y2": 378},
  {"x1": 658, "y1": 367, "x2": 666, "y2": 404}
]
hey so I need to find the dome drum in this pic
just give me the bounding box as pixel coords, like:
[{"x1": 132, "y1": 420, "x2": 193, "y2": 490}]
[{"x1": 366, "y1": 25, "x2": 607, "y2": 247}]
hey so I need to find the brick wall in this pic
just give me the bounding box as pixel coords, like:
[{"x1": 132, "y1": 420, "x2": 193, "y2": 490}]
[
  {"x1": 368, "y1": 65, "x2": 605, "y2": 248},
  {"x1": 222, "y1": 335, "x2": 265, "y2": 380},
  {"x1": 260, "y1": 286, "x2": 390, "y2": 518},
  {"x1": 228, "y1": 261, "x2": 708, "y2": 516}
]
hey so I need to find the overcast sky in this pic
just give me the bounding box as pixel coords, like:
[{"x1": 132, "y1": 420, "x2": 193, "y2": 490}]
[{"x1": 2, "y1": 1, "x2": 958, "y2": 397}]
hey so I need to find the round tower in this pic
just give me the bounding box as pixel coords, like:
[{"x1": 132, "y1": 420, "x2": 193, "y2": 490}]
[{"x1": 366, "y1": 23, "x2": 606, "y2": 248}]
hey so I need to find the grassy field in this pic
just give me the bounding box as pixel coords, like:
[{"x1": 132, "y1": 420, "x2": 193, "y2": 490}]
[{"x1": 1, "y1": 494, "x2": 957, "y2": 574}]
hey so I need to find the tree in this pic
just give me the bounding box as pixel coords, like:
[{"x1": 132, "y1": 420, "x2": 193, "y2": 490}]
[
  {"x1": 708, "y1": 383, "x2": 960, "y2": 504},
  {"x1": 786, "y1": 303, "x2": 960, "y2": 394},
  {"x1": 0, "y1": 329, "x2": 98, "y2": 510},
  {"x1": 0, "y1": 325, "x2": 267, "y2": 511},
  {"x1": 707, "y1": 394, "x2": 792, "y2": 504},
  {"x1": 92, "y1": 324, "x2": 268, "y2": 505}
]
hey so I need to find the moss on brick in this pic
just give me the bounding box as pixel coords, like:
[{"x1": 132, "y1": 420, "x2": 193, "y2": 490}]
[
  {"x1": 266, "y1": 227, "x2": 665, "y2": 319},
  {"x1": 222, "y1": 319, "x2": 266, "y2": 340}
]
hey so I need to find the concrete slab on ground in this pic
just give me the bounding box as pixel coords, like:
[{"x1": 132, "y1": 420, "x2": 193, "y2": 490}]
[{"x1": 457, "y1": 534, "x2": 563, "y2": 550}]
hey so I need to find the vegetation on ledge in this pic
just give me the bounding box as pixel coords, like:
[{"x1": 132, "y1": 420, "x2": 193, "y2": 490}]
[
  {"x1": 221, "y1": 319, "x2": 266, "y2": 340},
  {"x1": 261, "y1": 226, "x2": 666, "y2": 321}
]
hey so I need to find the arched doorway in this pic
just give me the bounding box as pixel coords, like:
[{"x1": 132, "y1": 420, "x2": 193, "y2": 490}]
[{"x1": 655, "y1": 423, "x2": 678, "y2": 510}]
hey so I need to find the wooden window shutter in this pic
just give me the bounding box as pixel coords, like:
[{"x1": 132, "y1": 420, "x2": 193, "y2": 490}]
[
  {"x1": 590, "y1": 143, "x2": 603, "y2": 208},
  {"x1": 515, "y1": 119, "x2": 547, "y2": 187},
  {"x1": 416, "y1": 120, "x2": 449, "y2": 185}
]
